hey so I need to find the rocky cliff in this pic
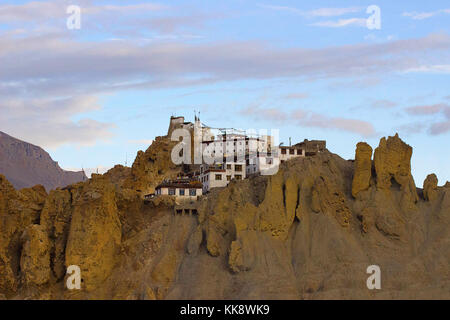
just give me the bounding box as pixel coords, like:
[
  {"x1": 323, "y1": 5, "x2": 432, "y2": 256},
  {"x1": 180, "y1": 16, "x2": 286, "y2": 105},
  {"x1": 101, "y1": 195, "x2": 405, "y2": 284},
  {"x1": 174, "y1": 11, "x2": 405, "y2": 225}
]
[
  {"x1": 0, "y1": 134, "x2": 448, "y2": 300},
  {"x1": 0, "y1": 131, "x2": 87, "y2": 191}
]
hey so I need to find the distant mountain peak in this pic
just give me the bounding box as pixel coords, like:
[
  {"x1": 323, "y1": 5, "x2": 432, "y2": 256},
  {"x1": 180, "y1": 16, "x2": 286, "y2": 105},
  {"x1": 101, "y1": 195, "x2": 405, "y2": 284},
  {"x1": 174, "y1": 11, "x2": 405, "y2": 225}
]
[{"x1": 0, "y1": 131, "x2": 87, "y2": 191}]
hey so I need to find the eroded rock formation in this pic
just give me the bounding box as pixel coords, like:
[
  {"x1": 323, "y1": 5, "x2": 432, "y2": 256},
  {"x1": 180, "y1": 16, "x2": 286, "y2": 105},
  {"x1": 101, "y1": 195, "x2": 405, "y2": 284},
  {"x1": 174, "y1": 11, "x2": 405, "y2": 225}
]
[
  {"x1": 373, "y1": 133, "x2": 419, "y2": 206},
  {"x1": 0, "y1": 135, "x2": 449, "y2": 300},
  {"x1": 423, "y1": 174, "x2": 439, "y2": 202},
  {"x1": 352, "y1": 142, "x2": 373, "y2": 197}
]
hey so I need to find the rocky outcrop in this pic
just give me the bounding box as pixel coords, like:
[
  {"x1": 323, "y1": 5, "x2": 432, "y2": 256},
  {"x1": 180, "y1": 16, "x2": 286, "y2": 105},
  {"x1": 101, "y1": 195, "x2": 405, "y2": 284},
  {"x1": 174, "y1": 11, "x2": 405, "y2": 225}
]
[
  {"x1": 352, "y1": 142, "x2": 373, "y2": 197},
  {"x1": 125, "y1": 136, "x2": 180, "y2": 194},
  {"x1": 423, "y1": 174, "x2": 439, "y2": 202},
  {"x1": 65, "y1": 175, "x2": 121, "y2": 291},
  {"x1": 311, "y1": 175, "x2": 351, "y2": 227},
  {"x1": 373, "y1": 134, "x2": 418, "y2": 205},
  {"x1": 0, "y1": 133, "x2": 449, "y2": 300},
  {"x1": 0, "y1": 175, "x2": 47, "y2": 294},
  {"x1": 19, "y1": 225, "x2": 51, "y2": 286},
  {"x1": 40, "y1": 189, "x2": 74, "y2": 280}
]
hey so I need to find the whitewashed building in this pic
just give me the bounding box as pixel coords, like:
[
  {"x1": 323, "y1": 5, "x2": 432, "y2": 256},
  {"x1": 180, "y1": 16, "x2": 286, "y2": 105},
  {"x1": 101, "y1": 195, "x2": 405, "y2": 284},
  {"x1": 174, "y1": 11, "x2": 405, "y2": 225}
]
[
  {"x1": 246, "y1": 151, "x2": 280, "y2": 176},
  {"x1": 166, "y1": 115, "x2": 325, "y2": 194},
  {"x1": 155, "y1": 179, "x2": 203, "y2": 200},
  {"x1": 279, "y1": 145, "x2": 305, "y2": 163},
  {"x1": 199, "y1": 161, "x2": 246, "y2": 193}
]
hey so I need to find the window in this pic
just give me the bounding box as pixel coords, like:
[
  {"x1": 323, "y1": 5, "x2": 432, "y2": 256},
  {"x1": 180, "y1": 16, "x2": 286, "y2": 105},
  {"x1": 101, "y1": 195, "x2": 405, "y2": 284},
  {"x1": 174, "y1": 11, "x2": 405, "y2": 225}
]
[
  {"x1": 281, "y1": 148, "x2": 286, "y2": 154},
  {"x1": 215, "y1": 174, "x2": 222, "y2": 181},
  {"x1": 235, "y1": 175, "x2": 242, "y2": 180},
  {"x1": 290, "y1": 149, "x2": 295, "y2": 155},
  {"x1": 189, "y1": 189, "x2": 197, "y2": 196},
  {"x1": 179, "y1": 189, "x2": 185, "y2": 196},
  {"x1": 168, "y1": 188, "x2": 175, "y2": 195},
  {"x1": 227, "y1": 164, "x2": 231, "y2": 170},
  {"x1": 235, "y1": 164, "x2": 242, "y2": 171},
  {"x1": 227, "y1": 175, "x2": 231, "y2": 181}
]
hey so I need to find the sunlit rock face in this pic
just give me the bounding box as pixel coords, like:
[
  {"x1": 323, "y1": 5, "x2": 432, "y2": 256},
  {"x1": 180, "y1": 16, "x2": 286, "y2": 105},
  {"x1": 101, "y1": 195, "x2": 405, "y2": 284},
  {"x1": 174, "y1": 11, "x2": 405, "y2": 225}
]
[{"x1": 0, "y1": 135, "x2": 449, "y2": 300}]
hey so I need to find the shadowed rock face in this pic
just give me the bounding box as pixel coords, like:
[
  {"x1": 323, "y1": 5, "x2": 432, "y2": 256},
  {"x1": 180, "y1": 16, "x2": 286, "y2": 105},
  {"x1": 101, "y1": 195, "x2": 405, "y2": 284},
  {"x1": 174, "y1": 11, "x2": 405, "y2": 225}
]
[
  {"x1": 0, "y1": 135, "x2": 449, "y2": 300},
  {"x1": 0, "y1": 131, "x2": 87, "y2": 191}
]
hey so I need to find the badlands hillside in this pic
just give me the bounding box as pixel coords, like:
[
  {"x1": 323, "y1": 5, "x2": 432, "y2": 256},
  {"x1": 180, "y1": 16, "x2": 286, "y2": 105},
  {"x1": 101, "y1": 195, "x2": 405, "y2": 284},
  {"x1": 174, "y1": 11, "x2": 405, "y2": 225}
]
[{"x1": 0, "y1": 133, "x2": 449, "y2": 300}]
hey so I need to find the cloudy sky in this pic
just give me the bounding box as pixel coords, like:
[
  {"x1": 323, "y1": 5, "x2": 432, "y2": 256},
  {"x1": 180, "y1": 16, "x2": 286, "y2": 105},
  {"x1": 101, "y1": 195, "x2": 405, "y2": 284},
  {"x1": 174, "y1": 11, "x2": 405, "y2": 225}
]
[{"x1": 0, "y1": 0, "x2": 449, "y2": 184}]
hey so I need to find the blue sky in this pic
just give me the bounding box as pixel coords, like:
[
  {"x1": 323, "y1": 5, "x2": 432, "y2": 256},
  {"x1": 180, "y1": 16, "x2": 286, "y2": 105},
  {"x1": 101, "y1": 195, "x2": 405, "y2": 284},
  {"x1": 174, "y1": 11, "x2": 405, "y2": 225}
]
[{"x1": 0, "y1": 0, "x2": 449, "y2": 185}]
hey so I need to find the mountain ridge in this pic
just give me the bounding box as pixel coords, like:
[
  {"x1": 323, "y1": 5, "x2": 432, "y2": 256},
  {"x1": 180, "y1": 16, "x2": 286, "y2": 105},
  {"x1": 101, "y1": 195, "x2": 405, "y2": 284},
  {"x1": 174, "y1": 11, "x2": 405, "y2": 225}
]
[{"x1": 0, "y1": 131, "x2": 87, "y2": 191}]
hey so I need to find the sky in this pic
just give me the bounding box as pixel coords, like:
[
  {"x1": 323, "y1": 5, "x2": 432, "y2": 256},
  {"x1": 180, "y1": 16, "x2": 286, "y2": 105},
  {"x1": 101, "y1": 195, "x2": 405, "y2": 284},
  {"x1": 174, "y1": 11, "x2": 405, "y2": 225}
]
[{"x1": 0, "y1": 0, "x2": 449, "y2": 184}]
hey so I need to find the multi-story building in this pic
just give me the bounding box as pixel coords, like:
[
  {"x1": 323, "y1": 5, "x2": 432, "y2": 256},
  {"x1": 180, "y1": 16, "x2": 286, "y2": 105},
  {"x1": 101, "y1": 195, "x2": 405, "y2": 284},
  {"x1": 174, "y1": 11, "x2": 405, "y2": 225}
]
[
  {"x1": 199, "y1": 161, "x2": 246, "y2": 193},
  {"x1": 246, "y1": 151, "x2": 279, "y2": 176},
  {"x1": 164, "y1": 115, "x2": 325, "y2": 195}
]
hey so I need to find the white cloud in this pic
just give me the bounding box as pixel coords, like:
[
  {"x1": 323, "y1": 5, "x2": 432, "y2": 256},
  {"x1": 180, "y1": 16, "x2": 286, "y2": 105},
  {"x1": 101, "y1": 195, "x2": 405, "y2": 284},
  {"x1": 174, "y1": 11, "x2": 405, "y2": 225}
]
[
  {"x1": 403, "y1": 9, "x2": 450, "y2": 20},
  {"x1": 310, "y1": 18, "x2": 366, "y2": 28},
  {"x1": 0, "y1": 2, "x2": 449, "y2": 148},
  {"x1": 0, "y1": 95, "x2": 115, "y2": 148},
  {"x1": 307, "y1": 7, "x2": 362, "y2": 17},
  {"x1": 283, "y1": 93, "x2": 309, "y2": 100},
  {"x1": 1, "y1": 32, "x2": 449, "y2": 98},
  {"x1": 371, "y1": 99, "x2": 398, "y2": 109},
  {"x1": 403, "y1": 65, "x2": 450, "y2": 74},
  {"x1": 0, "y1": 0, "x2": 167, "y2": 23},
  {"x1": 406, "y1": 103, "x2": 449, "y2": 116},
  {"x1": 258, "y1": 4, "x2": 362, "y2": 17},
  {"x1": 241, "y1": 105, "x2": 376, "y2": 137},
  {"x1": 404, "y1": 103, "x2": 450, "y2": 135}
]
